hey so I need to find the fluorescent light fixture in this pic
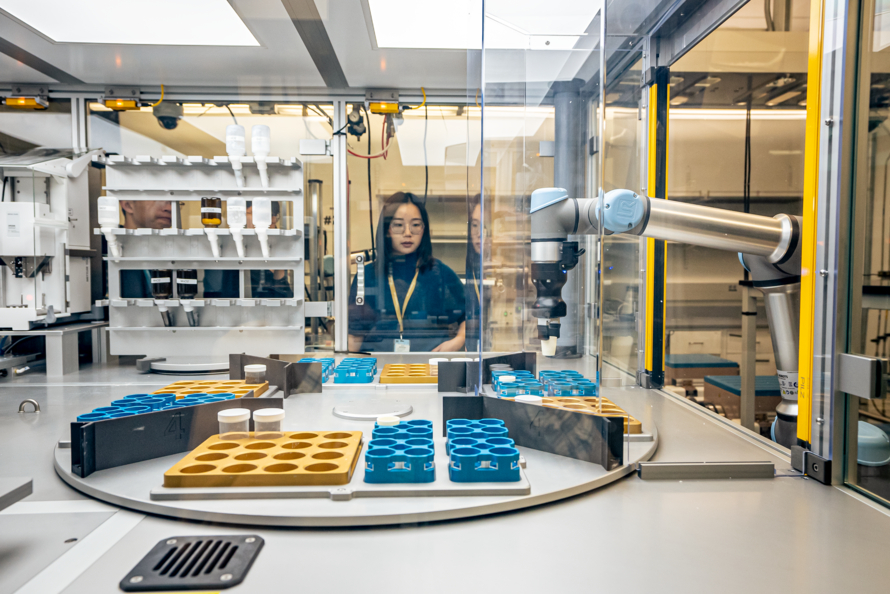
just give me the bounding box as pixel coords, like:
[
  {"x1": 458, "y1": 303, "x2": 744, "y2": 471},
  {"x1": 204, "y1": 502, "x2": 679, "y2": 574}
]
[
  {"x1": 0, "y1": 0, "x2": 259, "y2": 46},
  {"x1": 669, "y1": 109, "x2": 807, "y2": 121},
  {"x1": 367, "y1": 0, "x2": 595, "y2": 50}
]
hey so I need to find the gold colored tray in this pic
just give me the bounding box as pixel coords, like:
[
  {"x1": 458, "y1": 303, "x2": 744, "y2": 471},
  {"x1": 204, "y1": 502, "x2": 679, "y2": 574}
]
[
  {"x1": 163, "y1": 431, "x2": 363, "y2": 488},
  {"x1": 152, "y1": 380, "x2": 269, "y2": 399},
  {"x1": 542, "y1": 397, "x2": 643, "y2": 434},
  {"x1": 379, "y1": 363, "x2": 438, "y2": 384}
]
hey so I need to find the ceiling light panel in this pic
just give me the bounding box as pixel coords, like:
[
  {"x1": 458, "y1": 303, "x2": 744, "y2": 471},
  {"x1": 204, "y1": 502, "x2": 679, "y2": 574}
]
[
  {"x1": 368, "y1": 0, "x2": 596, "y2": 50},
  {"x1": 0, "y1": 0, "x2": 259, "y2": 46}
]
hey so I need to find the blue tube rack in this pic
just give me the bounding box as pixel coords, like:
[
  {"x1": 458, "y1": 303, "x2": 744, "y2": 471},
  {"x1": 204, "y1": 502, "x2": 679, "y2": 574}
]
[
  {"x1": 446, "y1": 419, "x2": 521, "y2": 482},
  {"x1": 75, "y1": 392, "x2": 237, "y2": 422},
  {"x1": 364, "y1": 419, "x2": 435, "y2": 483},
  {"x1": 299, "y1": 357, "x2": 336, "y2": 382},
  {"x1": 333, "y1": 357, "x2": 378, "y2": 384}
]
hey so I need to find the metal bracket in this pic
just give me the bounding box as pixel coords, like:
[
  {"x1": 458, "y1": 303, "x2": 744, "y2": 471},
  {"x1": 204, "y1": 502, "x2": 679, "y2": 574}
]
[
  {"x1": 18, "y1": 399, "x2": 39, "y2": 413},
  {"x1": 837, "y1": 353, "x2": 888, "y2": 400},
  {"x1": 638, "y1": 461, "x2": 775, "y2": 480},
  {"x1": 790, "y1": 446, "x2": 832, "y2": 485},
  {"x1": 102, "y1": 86, "x2": 141, "y2": 102}
]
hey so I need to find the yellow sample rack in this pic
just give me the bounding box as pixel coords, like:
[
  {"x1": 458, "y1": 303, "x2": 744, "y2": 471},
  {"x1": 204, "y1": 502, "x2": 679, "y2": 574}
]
[
  {"x1": 153, "y1": 380, "x2": 269, "y2": 399},
  {"x1": 379, "y1": 363, "x2": 439, "y2": 384},
  {"x1": 542, "y1": 397, "x2": 643, "y2": 434},
  {"x1": 164, "y1": 431, "x2": 363, "y2": 488}
]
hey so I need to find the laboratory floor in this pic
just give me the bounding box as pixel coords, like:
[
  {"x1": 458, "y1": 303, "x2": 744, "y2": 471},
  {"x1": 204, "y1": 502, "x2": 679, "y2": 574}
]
[{"x1": 1, "y1": 358, "x2": 888, "y2": 593}]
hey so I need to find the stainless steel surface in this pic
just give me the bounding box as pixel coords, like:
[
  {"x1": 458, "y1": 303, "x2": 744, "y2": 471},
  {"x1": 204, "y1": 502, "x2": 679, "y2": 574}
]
[
  {"x1": 0, "y1": 476, "x2": 32, "y2": 511},
  {"x1": 530, "y1": 241, "x2": 562, "y2": 262},
  {"x1": 148, "y1": 358, "x2": 229, "y2": 373},
  {"x1": 638, "y1": 461, "x2": 775, "y2": 480},
  {"x1": 307, "y1": 179, "x2": 322, "y2": 337},
  {"x1": 149, "y1": 439, "x2": 531, "y2": 501},
  {"x1": 0, "y1": 361, "x2": 889, "y2": 592},
  {"x1": 645, "y1": 198, "x2": 789, "y2": 259},
  {"x1": 762, "y1": 282, "x2": 801, "y2": 416},
  {"x1": 331, "y1": 399, "x2": 414, "y2": 420},
  {"x1": 741, "y1": 285, "x2": 757, "y2": 430},
  {"x1": 333, "y1": 100, "x2": 348, "y2": 351},
  {"x1": 837, "y1": 353, "x2": 888, "y2": 400}
]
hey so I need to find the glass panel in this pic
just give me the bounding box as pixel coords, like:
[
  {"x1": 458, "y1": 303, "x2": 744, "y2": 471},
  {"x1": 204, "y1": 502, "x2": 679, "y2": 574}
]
[
  {"x1": 847, "y1": 0, "x2": 890, "y2": 504},
  {"x1": 480, "y1": 0, "x2": 604, "y2": 392}
]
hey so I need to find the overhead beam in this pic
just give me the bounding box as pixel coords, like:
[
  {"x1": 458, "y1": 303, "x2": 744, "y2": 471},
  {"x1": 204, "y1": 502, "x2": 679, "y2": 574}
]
[
  {"x1": 0, "y1": 36, "x2": 83, "y2": 84},
  {"x1": 280, "y1": 0, "x2": 349, "y2": 89}
]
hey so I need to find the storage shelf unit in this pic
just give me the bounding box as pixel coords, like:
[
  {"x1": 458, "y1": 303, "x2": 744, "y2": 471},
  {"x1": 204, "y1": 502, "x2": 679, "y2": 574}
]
[{"x1": 99, "y1": 154, "x2": 305, "y2": 357}]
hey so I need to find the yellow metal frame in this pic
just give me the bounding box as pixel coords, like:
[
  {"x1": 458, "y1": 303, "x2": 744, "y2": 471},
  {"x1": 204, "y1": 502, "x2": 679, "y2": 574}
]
[
  {"x1": 798, "y1": 0, "x2": 826, "y2": 446},
  {"x1": 645, "y1": 83, "x2": 668, "y2": 374}
]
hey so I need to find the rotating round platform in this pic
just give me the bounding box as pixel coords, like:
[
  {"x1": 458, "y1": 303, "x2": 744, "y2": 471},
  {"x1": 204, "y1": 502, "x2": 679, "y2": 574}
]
[{"x1": 54, "y1": 389, "x2": 657, "y2": 527}]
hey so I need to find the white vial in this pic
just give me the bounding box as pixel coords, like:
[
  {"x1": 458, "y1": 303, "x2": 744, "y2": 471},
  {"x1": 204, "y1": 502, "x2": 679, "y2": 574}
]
[
  {"x1": 253, "y1": 408, "x2": 285, "y2": 440},
  {"x1": 244, "y1": 364, "x2": 266, "y2": 385},
  {"x1": 218, "y1": 408, "x2": 250, "y2": 440}
]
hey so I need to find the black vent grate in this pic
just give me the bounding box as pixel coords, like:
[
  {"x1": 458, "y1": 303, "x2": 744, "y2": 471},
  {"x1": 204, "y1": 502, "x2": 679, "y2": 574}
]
[{"x1": 121, "y1": 535, "x2": 263, "y2": 591}]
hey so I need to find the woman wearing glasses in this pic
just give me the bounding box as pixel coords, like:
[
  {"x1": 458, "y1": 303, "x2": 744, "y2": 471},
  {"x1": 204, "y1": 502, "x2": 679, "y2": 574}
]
[{"x1": 348, "y1": 192, "x2": 466, "y2": 352}]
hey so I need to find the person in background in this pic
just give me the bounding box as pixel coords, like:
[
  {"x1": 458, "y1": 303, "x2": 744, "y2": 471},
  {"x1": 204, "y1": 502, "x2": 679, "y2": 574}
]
[
  {"x1": 119, "y1": 200, "x2": 173, "y2": 298},
  {"x1": 348, "y1": 192, "x2": 466, "y2": 352},
  {"x1": 203, "y1": 201, "x2": 292, "y2": 299}
]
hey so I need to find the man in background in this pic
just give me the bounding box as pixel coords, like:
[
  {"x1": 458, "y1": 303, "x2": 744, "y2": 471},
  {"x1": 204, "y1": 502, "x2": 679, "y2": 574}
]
[{"x1": 119, "y1": 200, "x2": 173, "y2": 298}]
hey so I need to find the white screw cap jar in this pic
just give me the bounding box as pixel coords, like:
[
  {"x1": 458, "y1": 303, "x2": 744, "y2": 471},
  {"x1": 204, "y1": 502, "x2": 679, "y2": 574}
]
[
  {"x1": 244, "y1": 364, "x2": 266, "y2": 384},
  {"x1": 253, "y1": 408, "x2": 285, "y2": 440},
  {"x1": 377, "y1": 415, "x2": 400, "y2": 426},
  {"x1": 218, "y1": 408, "x2": 250, "y2": 440}
]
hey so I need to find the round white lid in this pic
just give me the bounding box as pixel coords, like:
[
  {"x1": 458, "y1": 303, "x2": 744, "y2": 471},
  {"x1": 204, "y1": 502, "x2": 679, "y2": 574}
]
[
  {"x1": 244, "y1": 364, "x2": 266, "y2": 373},
  {"x1": 377, "y1": 415, "x2": 401, "y2": 426},
  {"x1": 499, "y1": 375, "x2": 517, "y2": 383},
  {"x1": 253, "y1": 408, "x2": 285, "y2": 422},
  {"x1": 516, "y1": 395, "x2": 544, "y2": 405},
  {"x1": 218, "y1": 408, "x2": 250, "y2": 423},
  {"x1": 428, "y1": 358, "x2": 449, "y2": 365}
]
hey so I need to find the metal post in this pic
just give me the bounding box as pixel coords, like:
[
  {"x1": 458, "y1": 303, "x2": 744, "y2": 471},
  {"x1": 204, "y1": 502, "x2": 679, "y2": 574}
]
[
  {"x1": 46, "y1": 332, "x2": 79, "y2": 377},
  {"x1": 740, "y1": 285, "x2": 757, "y2": 430},
  {"x1": 307, "y1": 179, "x2": 322, "y2": 337},
  {"x1": 71, "y1": 97, "x2": 89, "y2": 153},
  {"x1": 553, "y1": 81, "x2": 586, "y2": 357},
  {"x1": 332, "y1": 100, "x2": 349, "y2": 352}
]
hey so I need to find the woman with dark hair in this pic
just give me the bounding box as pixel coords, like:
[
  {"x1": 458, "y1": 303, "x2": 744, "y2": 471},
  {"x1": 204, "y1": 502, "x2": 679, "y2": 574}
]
[{"x1": 348, "y1": 192, "x2": 466, "y2": 352}]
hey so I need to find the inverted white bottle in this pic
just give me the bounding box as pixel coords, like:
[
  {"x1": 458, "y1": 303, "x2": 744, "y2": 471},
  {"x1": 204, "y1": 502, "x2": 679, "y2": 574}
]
[
  {"x1": 251, "y1": 125, "x2": 271, "y2": 189},
  {"x1": 252, "y1": 198, "x2": 273, "y2": 258},
  {"x1": 226, "y1": 124, "x2": 246, "y2": 188},
  {"x1": 98, "y1": 196, "x2": 122, "y2": 258},
  {"x1": 228, "y1": 197, "x2": 247, "y2": 257}
]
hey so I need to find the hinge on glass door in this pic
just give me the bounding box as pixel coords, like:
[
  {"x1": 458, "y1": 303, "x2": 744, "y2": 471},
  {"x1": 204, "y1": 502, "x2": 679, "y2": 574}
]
[
  {"x1": 588, "y1": 136, "x2": 599, "y2": 155},
  {"x1": 837, "y1": 353, "x2": 888, "y2": 400}
]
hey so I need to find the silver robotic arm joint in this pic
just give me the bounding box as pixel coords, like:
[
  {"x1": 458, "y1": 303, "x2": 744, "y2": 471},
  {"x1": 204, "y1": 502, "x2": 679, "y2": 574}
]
[{"x1": 529, "y1": 187, "x2": 803, "y2": 446}]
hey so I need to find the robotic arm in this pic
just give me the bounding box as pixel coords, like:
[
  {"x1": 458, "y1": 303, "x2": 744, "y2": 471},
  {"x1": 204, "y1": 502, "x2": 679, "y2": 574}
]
[{"x1": 530, "y1": 188, "x2": 801, "y2": 446}]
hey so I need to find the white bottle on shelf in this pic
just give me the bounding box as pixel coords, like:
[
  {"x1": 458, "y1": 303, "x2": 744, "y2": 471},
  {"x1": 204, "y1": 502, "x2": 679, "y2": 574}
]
[
  {"x1": 252, "y1": 198, "x2": 272, "y2": 258},
  {"x1": 226, "y1": 124, "x2": 246, "y2": 188},
  {"x1": 98, "y1": 196, "x2": 122, "y2": 259},
  {"x1": 251, "y1": 125, "x2": 271, "y2": 189},
  {"x1": 228, "y1": 197, "x2": 247, "y2": 257}
]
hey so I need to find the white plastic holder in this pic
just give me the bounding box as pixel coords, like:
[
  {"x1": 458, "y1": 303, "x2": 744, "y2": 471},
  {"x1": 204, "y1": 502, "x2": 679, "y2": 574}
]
[
  {"x1": 102, "y1": 227, "x2": 122, "y2": 259},
  {"x1": 205, "y1": 228, "x2": 221, "y2": 258},
  {"x1": 230, "y1": 226, "x2": 246, "y2": 257},
  {"x1": 256, "y1": 226, "x2": 271, "y2": 258}
]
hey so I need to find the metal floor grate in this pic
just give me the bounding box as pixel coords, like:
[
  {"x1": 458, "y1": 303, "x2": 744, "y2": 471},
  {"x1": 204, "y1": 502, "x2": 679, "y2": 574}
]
[{"x1": 120, "y1": 534, "x2": 263, "y2": 591}]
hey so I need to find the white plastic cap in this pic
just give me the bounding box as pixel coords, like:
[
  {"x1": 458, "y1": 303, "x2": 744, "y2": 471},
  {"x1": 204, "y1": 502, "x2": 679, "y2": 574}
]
[
  {"x1": 377, "y1": 415, "x2": 400, "y2": 426},
  {"x1": 253, "y1": 408, "x2": 285, "y2": 422},
  {"x1": 244, "y1": 364, "x2": 267, "y2": 373},
  {"x1": 516, "y1": 395, "x2": 544, "y2": 406},
  {"x1": 429, "y1": 358, "x2": 449, "y2": 365},
  {"x1": 218, "y1": 408, "x2": 250, "y2": 423},
  {"x1": 226, "y1": 125, "x2": 246, "y2": 156},
  {"x1": 499, "y1": 375, "x2": 516, "y2": 384},
  {"x1": 251, "y1": 124, "x2": 271, "y2": 156}
]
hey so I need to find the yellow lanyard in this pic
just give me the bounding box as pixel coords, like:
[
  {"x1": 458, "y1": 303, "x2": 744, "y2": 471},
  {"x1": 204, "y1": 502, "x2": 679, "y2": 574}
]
[
  {"x1": 472, "y1": 271, "x2": 481, "y2": 302},
  {"x1": 388, "y1": 269, "x2": 419, "y2": 336}
]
